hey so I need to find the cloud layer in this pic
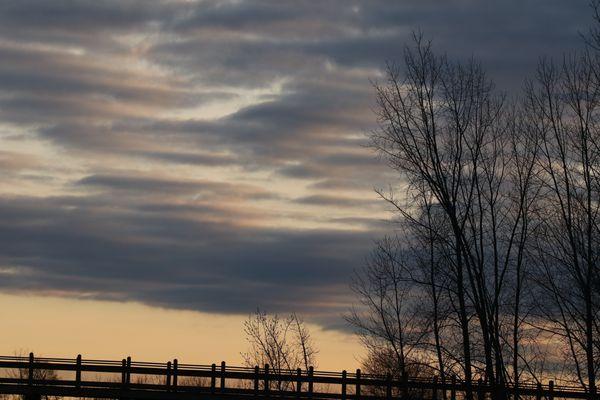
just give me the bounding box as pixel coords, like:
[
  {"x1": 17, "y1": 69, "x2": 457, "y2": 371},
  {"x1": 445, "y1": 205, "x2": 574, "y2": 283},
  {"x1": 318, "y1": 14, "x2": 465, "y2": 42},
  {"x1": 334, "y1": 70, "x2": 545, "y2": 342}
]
[{"x1": 0, "y1": 0, "x2": 592, "y2": 330}]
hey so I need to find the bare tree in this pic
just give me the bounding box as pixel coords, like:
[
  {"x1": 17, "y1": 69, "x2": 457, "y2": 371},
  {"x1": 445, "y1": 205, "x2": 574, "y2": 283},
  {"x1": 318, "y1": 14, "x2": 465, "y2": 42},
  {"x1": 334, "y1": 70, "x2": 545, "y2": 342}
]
[
  {"x1": 369, "y1": 36, "x2": 474, "y2": 391},
  {"x1": 242, "y1": 309, "x2": 318, "y2": 390},
  {"x1": 369, "y1": 32, "x2": 511, "y2": 394},
  {"x1": 291, "y1": 313, "x2": 317, "y2": 372},
  {"x1": 346, "y1": 237, "x2": 429, "y2": 380},
  {"x1": 525, "y1": 48, "x2": 600, "y2": 392},
  {"x1": 362, "y1": 31, "x2": 553, "y2": 400},
  {"x1": 503, "y1": 104, "x2": 543, "y2": 390}
]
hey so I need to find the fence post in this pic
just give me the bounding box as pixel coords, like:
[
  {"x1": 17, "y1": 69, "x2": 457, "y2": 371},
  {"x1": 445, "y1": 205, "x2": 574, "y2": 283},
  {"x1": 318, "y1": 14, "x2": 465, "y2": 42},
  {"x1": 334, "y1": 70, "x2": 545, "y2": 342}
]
[
  {"x1": 535, "y1": 382, "x2": 542, "y2": 400},
  {"x1": 25, "y1": 353, "x2": 38, "y2": 400},
  {"x1": 308, "y1": 366, "x2": 313, "y2": 399},
  {"x1": 121, "y1": 359, "x2": 126, "y2": 387},
  {"x1": 402, "y1": 371, "x2": 408, "y2": 399},
  {"x1": 356, "y1": 369, "x2": 361, "y2": 400},
  {"x1": 264, "y1": 364, "x2": 270, "y2": 399},
  {"x1": 28, "y1": 352, "x2": 34, "y2": 386},
  {"x1": 166, "y1": 361, "x2": 172, "y2": 389},
  {"x1": 386, "y1": 374, "x2": 392, "y2": 400},
  {"x1": 548, "y1": 380, "x2": 554, "y2": 400},
  {"x1": 210, "y1": 363, "x2": 216, "y2": 394},
  {"x1": 341, "y1": 370, "x2": 347, "y2": 400},
  {"x1": 173, "y1": 359, "x2": 178, "y2": 391},
  {"x1": 75, "y1": 354, "x2": 82, "y2": 389},
  {"x1": 296, "y1": 368, "x2": 302, "y2": 398},
  {"x1": 220, "y1": 361, "x2": 226, "y2": 391},
  {"x1": 126, "y1": 356, "x2": 131, "y2": 387},
  {"x1": 254, "y1": 366, "x2": 260, "y2": 396},
  {"x1": 450, "y1": 375, "x2": 456, "y2": 400},
  {"x1": 432, "y1": 375, "x2": 438, "y2": 400}
]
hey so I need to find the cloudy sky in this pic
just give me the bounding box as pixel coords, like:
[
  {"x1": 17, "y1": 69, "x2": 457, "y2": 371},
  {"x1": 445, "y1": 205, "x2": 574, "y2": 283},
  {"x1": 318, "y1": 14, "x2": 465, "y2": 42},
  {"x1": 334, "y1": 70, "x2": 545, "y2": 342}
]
[{"x1": 0, "y1": 0, "x2": 593, "y2": 368}]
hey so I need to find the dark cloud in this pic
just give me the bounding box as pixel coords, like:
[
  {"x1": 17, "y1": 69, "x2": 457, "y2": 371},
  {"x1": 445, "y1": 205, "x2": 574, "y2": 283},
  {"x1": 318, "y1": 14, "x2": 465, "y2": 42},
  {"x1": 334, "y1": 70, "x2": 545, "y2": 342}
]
[
  {"x1": 76, "y1": 173, "x2": 279, "y2": 201},
  {"x1": 295, "y1": 194, "x2": 380, "y2": 208},
  {"x1": 142, "y1": 151, "x2": 237, "y2": 166},
  {"x1": 77, "y1": 174, "x2": 209, "y2": 194},
  {"x1": 0, "y1": 0, "x2": 178, "y2": 46},
  {"x1": 0, "y1": 194, "x2": 375, "y2": 325}
]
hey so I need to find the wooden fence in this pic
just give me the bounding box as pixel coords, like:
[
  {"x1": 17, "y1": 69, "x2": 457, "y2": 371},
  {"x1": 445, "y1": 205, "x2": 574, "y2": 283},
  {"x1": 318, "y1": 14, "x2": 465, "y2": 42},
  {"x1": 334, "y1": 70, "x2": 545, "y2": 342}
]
[{"x1": 0, "y1": 354, "x2": 595, "y2": 400}]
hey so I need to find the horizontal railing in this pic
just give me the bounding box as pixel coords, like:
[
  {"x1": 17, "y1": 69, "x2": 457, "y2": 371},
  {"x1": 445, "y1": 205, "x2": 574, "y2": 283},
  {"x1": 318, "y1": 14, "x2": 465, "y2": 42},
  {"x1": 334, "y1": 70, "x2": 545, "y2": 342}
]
[{"x1": 0, "y1": 353, "x2": 595, "y2": 400}]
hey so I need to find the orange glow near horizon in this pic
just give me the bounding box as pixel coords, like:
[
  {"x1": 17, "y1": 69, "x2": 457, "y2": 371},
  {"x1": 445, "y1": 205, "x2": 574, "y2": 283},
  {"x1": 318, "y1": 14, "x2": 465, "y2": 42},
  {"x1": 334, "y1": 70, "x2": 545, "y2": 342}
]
[{"x1": 1, "y1": 293, "x2": 364, "y2": 372}]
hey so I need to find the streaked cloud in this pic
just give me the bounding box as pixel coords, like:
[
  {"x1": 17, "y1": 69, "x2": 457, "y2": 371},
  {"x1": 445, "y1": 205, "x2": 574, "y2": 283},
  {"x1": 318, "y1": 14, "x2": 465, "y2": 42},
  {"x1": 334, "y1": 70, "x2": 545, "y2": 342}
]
[{"x1": 0, "y1": 0, "x2": 592, "y2": 331}]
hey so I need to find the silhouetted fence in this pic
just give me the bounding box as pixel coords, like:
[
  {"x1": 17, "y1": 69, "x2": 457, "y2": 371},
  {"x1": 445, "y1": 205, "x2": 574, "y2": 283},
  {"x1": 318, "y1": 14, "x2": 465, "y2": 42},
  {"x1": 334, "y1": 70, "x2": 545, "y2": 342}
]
[{"x1": 0, "y1": 354, "x2": 594, "y2": 400}]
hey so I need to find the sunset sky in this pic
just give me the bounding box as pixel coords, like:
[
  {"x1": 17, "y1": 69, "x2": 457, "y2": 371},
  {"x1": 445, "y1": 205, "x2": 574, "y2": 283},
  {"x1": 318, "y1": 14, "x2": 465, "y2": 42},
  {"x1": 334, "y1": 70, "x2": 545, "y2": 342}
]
[{"x1": 0, "y1": 0, "x2": 593, "y2": 370}]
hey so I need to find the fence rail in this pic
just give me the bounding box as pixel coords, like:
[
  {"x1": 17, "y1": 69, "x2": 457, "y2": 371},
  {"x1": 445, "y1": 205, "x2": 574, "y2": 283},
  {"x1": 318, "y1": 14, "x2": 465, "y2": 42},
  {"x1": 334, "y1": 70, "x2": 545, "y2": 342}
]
[{"x1": 0, "y1": 353, "x2": 595, "y2": 400}]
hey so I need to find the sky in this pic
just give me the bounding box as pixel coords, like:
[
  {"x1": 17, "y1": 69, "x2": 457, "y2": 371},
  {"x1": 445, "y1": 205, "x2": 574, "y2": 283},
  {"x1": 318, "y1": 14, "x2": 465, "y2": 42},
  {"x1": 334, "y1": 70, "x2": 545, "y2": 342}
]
[{"x1": 0, "y1": 0, "x2": 593, "y2": 370}]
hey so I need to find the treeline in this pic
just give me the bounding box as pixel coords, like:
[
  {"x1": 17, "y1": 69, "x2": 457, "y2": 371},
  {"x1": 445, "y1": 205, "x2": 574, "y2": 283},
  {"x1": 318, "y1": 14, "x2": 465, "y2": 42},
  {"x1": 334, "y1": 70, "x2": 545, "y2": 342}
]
[{"x1": 346, "y1": 3, "x2": 600, "y2": 398}]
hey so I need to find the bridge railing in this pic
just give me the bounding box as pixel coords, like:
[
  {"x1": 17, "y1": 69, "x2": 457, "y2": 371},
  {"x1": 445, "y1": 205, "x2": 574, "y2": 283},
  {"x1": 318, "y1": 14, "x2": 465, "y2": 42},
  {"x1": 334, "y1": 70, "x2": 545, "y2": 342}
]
[{"x1": 0, "y1": 353, "x2": 594, "y2": 400}]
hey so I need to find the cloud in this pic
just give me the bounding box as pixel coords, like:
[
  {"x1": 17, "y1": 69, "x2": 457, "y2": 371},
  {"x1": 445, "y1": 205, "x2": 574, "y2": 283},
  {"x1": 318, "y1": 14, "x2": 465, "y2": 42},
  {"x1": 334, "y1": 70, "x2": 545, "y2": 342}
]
[
  {"x1": 295, "y1": 194, "x2": 380, "y2": 209},
  {"x1": 142, "y1": 151, "x2": 237, "y2": 166},
  {"x1": 0, "y1": 0, "x2": 594, "y2": 332},
  {"x1": 75, "y1": 172, "x2": 281, "y2": 203},
  {"x1": 0, "y1": 194, "x2": 375, "y2": 327}
]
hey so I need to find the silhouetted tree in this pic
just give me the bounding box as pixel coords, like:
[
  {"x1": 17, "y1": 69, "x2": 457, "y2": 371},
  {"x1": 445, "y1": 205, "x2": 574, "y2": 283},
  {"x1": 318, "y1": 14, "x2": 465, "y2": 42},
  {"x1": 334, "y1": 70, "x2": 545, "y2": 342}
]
[
  {"x1": 368, "y1": 32, "x2": 532, "y2": 397},
  {"x1": 242, "y1": 309, "x2": 318, "y2": 390},
  {"x1": 347, "y1": 237, "x2": 428, "y2": 379},
  {"x1": 525, "y1": 47, "x2": 600, "y2": 392}
]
